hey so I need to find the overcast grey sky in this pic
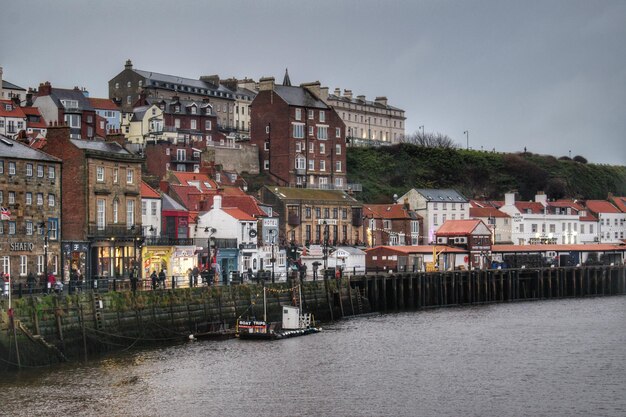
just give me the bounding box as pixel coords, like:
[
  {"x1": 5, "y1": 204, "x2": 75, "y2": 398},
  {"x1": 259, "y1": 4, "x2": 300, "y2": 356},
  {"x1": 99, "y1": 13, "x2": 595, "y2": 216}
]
[{"x1": 1, "y1": 0, "x2": 625, "y2": 165}]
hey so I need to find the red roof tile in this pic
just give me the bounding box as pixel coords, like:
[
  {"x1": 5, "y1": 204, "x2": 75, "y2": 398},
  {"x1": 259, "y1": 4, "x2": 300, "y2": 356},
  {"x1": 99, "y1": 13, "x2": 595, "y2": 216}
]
[
  {"x1": 585, "y1": 200, "x2": 621, "y2": 214},
  {"x1": 364, "y1": 203, "x2": 415, "y2": 219},
  {"x1": 436, "y1": 219, "x2": 487, "y2": 235},
  {"x1": 88, "y1": 97, "x2": 120, "y2": 111},
  {"x1": 514, "y1": 201, "x2": 544, "y2": 214},
  {"x1": 141, "y1": 181, "x2": 160, "y2": 198},
  {"x1": 222, "y1": 207, "x2": 255, "y2": 221},
  {"x1": 470, "y1": 207, "x2": 509, "y2": 218},
  {"x1": 609, "y1": 195, "x2": 626, "y2": 213},
  {"x1": 0, "y1": 99, "x2": 26, "y2": 118}
]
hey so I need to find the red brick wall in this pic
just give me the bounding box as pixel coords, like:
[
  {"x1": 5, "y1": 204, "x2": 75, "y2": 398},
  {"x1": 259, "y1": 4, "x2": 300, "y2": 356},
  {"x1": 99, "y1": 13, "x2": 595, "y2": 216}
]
[{"x1": 42, "y1": 126, "x2": 87, "y2": 240}]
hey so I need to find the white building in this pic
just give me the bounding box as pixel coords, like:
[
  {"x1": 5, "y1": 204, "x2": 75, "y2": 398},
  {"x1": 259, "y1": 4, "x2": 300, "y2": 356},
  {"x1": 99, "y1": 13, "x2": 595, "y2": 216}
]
[
  {"x1": 585, "y1": 200, "x2": 625, "y2": 243},
  {"x1": 141, "y1": 181, "x2": 161, "y2": 238},
  {"x1": 399, "y1": 188, "x2": 469, "y2": 244},
  {"x1": 499, "y1": 192, "x2": 589, "y2": 245}
]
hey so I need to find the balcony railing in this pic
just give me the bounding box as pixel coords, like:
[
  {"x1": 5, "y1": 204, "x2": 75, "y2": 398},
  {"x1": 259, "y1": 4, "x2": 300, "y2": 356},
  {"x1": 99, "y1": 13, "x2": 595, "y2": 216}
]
[
  {"x1": 88, "y1": 224, "x2": 143, "y2": 238},
  {"x1": 145, "y1": 236, "x2": 194, "y2": 246}
]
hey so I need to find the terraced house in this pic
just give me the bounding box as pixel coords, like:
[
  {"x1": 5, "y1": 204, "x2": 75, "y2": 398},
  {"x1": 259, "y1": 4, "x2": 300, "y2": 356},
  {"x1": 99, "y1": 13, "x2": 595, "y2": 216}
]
[
  {"x1": 0, "y1": 135, "x2": 61, "y2": 284},
  {"x1": 41, "y1": 125, "x2": 143, "y2": 281}
]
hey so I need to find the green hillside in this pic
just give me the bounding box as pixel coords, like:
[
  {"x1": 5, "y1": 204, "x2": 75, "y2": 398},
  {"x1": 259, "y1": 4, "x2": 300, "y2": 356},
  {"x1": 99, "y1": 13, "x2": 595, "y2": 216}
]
[{"x1": 346, "y1": 144, "x2": 626, "y2": 203}]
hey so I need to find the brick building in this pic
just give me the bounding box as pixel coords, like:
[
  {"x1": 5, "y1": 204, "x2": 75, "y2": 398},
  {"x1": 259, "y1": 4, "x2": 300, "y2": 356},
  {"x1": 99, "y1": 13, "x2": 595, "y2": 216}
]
[
  {"x1": 0, "y1": 135, "x2": 61, "y2": 284},
  {"x1": 41, "y1": 125, "x2": 144, "y2": 280},
  {"x1": 250, "y1": 77, "x2": 347, "y2": 189},
  {"x1": 259, "y1": 186, "x2": 363, "y2": 247},
  {"x1": 363, "y1": 203, "x2": 422, "y2": 247},
  {"x1": 108, "y1": 60, "x2": 235, "y2": 131}
]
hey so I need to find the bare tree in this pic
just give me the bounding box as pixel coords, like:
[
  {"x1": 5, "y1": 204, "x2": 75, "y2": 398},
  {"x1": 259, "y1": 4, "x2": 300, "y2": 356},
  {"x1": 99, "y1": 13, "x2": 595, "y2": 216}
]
[{"x1": 399, "y1": 131, "x2": 457, "y2": 149}]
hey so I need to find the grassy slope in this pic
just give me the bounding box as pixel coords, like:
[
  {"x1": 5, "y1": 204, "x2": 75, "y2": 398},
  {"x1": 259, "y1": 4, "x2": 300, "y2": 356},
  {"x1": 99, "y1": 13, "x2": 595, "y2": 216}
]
[{"x1": 346, "y1": 144, "x2": 626, "y2": 203}]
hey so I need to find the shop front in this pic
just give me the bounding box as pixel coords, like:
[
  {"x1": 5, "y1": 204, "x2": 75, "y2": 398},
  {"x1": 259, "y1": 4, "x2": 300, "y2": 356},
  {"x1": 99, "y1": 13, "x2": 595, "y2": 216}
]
[
  {"x1": 61, "y1": 241, "x2": 89, "y2": 283},
  {"x1": 142, "y1": 245, "x2": 198, "y2": 281},
  {"x1": 91, "y1": 238, "x2": 139, "y2": 279}
]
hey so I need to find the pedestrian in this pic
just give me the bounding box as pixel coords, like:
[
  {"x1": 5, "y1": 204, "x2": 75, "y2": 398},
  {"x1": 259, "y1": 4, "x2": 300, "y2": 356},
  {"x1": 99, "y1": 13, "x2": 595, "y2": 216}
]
[
  {"x1": 188, "y1": 268, "x2": 193, "y2": 288},
  {"x1": 192, "y1": 266, "x2": 200, "y2": 287},
  {"x1": 158, "y1": 269, "x2": 166, "y2": 289},
  {"x1": 130, "y1": 267, "x2": 139, "y2": 295},
  {"x1": 47, "y1": 273, "x2": 56, "y2": 294},
  {"x1": 150, "y1": 270, "x2": 157, "y2": 290},
  {"x1": 1, "y1": 273, "x2": 9, "y2": 298},
  {"x1": 27, "y1": 272, "x2": 36, "y2": 295}
]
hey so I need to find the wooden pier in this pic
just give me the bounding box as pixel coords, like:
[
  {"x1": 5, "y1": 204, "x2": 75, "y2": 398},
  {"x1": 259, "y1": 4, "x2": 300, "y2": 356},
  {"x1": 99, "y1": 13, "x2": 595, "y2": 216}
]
[{"x1": 350, "y1": 265, "x2": 626, "y2": 313}]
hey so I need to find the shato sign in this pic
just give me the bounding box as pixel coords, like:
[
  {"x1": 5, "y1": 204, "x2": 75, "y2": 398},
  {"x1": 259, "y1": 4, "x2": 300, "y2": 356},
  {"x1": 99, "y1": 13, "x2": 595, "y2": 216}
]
[
  {"x1": 317, "y1": 219, "x2": 337, "y2": 225},
  {"x1": 10, "y1": 242, "x2": 35, "y2": 252}
]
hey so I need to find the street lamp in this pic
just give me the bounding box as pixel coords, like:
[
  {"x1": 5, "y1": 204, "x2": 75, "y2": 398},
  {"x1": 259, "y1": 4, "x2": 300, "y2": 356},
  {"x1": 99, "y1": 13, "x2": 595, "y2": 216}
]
[
  {"x1": 419, "y1": 125, "x2": 424, "y2": 137},
  {"x1": 204, "y1": 227, "x2": 216, "y2": 270},
  {"x1": 269, "y1": 229, "x2": 276, "y2": 283},
  {"x1": 322, "y1": 220, "x2": 329, "y2": 271},
  {"x1": 464, "y1": 130, "x2": 469, "y2": 150},
  {"x1": 38, "y1": 221, "x2": 49, "y2": 281}
]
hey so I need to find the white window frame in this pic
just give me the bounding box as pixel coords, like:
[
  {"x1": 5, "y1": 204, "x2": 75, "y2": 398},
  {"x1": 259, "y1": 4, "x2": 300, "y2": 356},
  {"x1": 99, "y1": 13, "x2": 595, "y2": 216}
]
[
  {"x1": 48, "y1": 194, "x2": 55, "y2": 207},
  {"x1": 335, "y1": 161, "x2": 342, "y2": 172},
  {"x1": 96, "y1": 166, "x2": 105, "y2": 182},
  {"x1": 36, "y1": 193, "x2": 43, "y2": 206},
  {"x1": 319, "y1": 160, "x2": 326, "y2": 171},
  {"x1": 317, "y1": 126, "x2": 328, "y2": 140},
  {"x1": 97, "y1": 199, "x2": 106, "y2": 230},
  {"x1": 48, "y1": 166, "x2": 55, "y2": 179},
  {"x1": 295, "y1": 108, "x2": 302, "y2": 121},
  {"x1": 20, "y1": 255, "x2": 27, "y2": 276},
  {"x1": 26, "y1": 163, "x2": 33, "y2": 177},
  {"x1": 292, "y1": 123, "x2": 304, "y2": 139},
  {"x1": 127, "y1": 200, "x2": 135, "y2": 228},
  {"x1": 336, "y1": 144, "x2": 342, "y2": 155},
  {"x1": 113, "y1": 200, "x2": 119, "y2": 224},
  {"x1": 295, "y1": 156, "x2": 306, "y2": 170},
  {"x1": 319, "y1": 111, "x2": 325, "y2": 122},
  {"x1": 126, "y1": 169, "x2": 134, "y2": 184}
]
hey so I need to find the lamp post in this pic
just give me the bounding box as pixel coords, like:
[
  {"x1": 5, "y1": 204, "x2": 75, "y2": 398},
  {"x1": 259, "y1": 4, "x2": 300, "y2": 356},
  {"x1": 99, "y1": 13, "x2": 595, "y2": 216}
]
[
  {"x1": 419, "y1": 125, "x2": 424, "y2": 137},
  {"x1": 269, "y1": 229, "x2": 276, "y2": 283},
  {"x1": 464, "y1": 130, "x2": 469, "y2": 150},
  {"x1": 204, "y1": 227, "x2": 216, "y2": 270},
  {"x1": 322, "y1": 220, "x2": 329, "y2": 271},
  {"x1": 38, "y1": 221, "x2": 49, "y2": 282}
]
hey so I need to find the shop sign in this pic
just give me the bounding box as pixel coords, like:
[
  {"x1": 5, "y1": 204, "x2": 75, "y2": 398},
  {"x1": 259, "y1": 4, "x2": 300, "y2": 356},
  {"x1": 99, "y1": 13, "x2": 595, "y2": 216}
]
[
  {"x1": 239, "y1": 243, "x2": 256, "y2": 250},
  {"x1": 10, "y1": 242, "x2": 35, "y2": 251}
]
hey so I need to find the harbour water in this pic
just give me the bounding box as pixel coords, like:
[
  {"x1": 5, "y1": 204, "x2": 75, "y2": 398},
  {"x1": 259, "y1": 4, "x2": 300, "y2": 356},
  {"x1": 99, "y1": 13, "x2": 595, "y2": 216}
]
[{"x1": 1, "y1": 297, "x2": 625, "y2": 417}]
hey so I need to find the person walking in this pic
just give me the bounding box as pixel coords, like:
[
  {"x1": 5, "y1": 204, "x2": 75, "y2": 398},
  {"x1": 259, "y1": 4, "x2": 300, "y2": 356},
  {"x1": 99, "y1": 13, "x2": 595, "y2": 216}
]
[
  {"x1": 158, "y1": 269, "x2": 166, "y2": 289},
  {"x1": 150, "y1": 270, "x2": 158, "y2": 290},
  {"x1": 27, "y1": 272, "x2": 36, "y2": 295},
  {"x1": 192, "y1": 266, "x2": 200, "y2": 287}
]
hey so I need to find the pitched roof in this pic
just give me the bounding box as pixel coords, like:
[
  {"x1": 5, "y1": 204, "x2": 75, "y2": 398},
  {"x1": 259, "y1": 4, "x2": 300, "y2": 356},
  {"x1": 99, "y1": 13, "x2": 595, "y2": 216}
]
[
  {"x1": 133, "y1": 68, "x2": 234, "y2": 97},
  {"x1": 21, "y1": 106, "x2": 48, "y2": 128},
  {"x1": 327, "y1": 92, "x2": 404, "y2": 112},
  {"x1": 0, "y1": 99, "x2": 26, "y2": 118},
  {"x1": 213, "y1": 195, "x2": 266, "y2": 217},
  {"x1": 47, "y1": 87, "x2": 94, "y2": 111},
  {"x1": 273, "y1": 85, "x2": 328, "y2": 109},
  {"x1": 89, "y1": 97, "x2": 120, "y2": 111},
  {"x1": 363, "y1": 203, "x2": 419, "y2": 220},
  {"x1": 222, "y1": 207, "x2": 255, "y2": 221},
  {"x1": 2, "y1": 80, "x2": 26, "y2": 91},
  {"x1": 170, "y1": 171, "x2": 217, "y2": 189},
  {"x1": 492, "y1": 244, "x2": 626, "y2": 253},
  {"x1": 436, "y1": 219, "x2": 487, "y2": 235},
  {"x1": 585, "y1": 200, "x2": 621, "y2": 214},
  {"x1": 469, "y1": 207, "x2": 509, "y2": 218},
  {"x1": 266, "y1": 186, "x2": 359, "y2": 204},
  {"x1": 162, "y1": 193, "x2": 187, "y2": 211},
  {"x1": 0, "y1": 134, "x2": 60, "y2": 161},
  {"x1": 365, "y1": 245, "x2": 465, "y2": 254},
  {"x1": 609, "y1": 195, "x2": 626, "y2": 213},
  {"x1": 514, "y1": 201, "x2": 545, "y2": 214},
  {"x1": 70, "y1": 139, "x2": 131, "y2": 155},
  {"x1": 141, "y1": 181, "x2": 160, "y2": 199},
  {"x1": 414, "y1": 188, "x2": 468, "y2": 203}
]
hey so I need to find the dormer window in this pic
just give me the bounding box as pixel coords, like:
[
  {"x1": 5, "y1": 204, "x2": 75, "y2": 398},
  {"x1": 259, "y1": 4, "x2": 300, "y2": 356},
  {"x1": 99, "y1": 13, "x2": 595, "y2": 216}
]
[
  {"x1": 5, "y1": 104, "x2": 12, "y2": 111},
  {"x1": 175, "y1": 105, "x2": 181, "y2": 113},
  {"x1": 190, "y1": 106, "x2": 197, "y2": 114},
  {"x1": 61, "y1": 99, "x2": 79, "y2": 109},
  {"x1": 205, "y1": 107, "x2": 212, "y2": 115}
]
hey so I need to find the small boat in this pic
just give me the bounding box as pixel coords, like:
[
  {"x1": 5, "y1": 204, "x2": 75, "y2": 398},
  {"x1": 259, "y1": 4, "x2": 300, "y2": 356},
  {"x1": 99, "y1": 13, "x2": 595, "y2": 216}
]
[{"x1": 236, "y1": 285, "x2": 322, "y2": 340}]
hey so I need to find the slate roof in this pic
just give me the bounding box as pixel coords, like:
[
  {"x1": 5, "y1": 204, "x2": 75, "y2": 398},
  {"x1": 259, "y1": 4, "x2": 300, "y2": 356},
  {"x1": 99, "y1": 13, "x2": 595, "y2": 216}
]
[
  {"x1": 47, "y1": 87, "x2": 94, "y2": 111},
  {"x1": 273, "y1": 85, "x2": 328, "y2": 109},
  {"x1": 0, "y1": 134, "x2": 60, "y2": 161},
  {"x1": 327, "y1": 93, "x2": 404, "y2": 112},
  {"x1": 2, "y1": 80, "x2": 26, "y2": 91},
  {"x1": 162, "y1": 193, "x2": 187, "y2": 211},
  {"x1": 145, "y1": 97, "x2": 214, "y2": 116},
  {"x1": 70, "y1": 139, "x2": 130, "y2": 154},
  {"x1": 415, "y1": 188, "x2": 468, "y2": 203},
  {"x1": 266, "y1": 186, "x2": 359, "y2": 204},
  {"x1": 134, "y1": 69, "x2": 234, "y2": 97}
]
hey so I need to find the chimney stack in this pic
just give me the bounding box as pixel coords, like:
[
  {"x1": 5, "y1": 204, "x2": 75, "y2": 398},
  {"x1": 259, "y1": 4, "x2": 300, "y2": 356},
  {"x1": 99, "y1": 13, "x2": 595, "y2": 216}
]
[
  {"x1": 125, "y1": 59, "x2": 133, "y2": 70},
  {"x1": 343, "y1": 89, "x2": 353, "y2": 99},
  {"x1": 301, "y1": 81, "x2": 321, "y2": 99},
  {"x1": 38, "y1": 81, "x2": 52, "y2": 96},
  {"x1": 214, "y1": 195, "x2": 222, "y2": 210},
  {"x1": 200, "y1": 75, "x2": 220, "y2": 87},
  {"x1": 258, "y1": 77, "x2": 275, "y2": 92}
]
